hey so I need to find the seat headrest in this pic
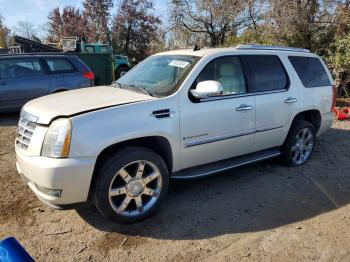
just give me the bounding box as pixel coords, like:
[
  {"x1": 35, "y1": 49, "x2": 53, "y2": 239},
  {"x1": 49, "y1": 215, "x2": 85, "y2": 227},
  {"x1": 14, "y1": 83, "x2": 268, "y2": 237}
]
[{"x1": 219, "y1": 63, "x2": 234, "y2": 77}]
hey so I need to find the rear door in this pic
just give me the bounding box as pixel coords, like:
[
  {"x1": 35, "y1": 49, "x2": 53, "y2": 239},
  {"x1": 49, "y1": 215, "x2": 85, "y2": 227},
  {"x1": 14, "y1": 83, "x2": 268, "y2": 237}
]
[
  {"x1": 241, "y1": 55, "x2": 298, "y2": 152},
  {"x1": 0, "y1": 58, "x2": 49, "y2": 110}
]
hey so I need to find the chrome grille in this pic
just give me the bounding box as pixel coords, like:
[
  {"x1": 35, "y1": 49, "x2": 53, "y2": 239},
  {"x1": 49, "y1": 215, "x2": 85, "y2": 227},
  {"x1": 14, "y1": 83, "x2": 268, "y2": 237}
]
[{"x1": 16, "y1": 112, "x2": 38, "y2": 150}]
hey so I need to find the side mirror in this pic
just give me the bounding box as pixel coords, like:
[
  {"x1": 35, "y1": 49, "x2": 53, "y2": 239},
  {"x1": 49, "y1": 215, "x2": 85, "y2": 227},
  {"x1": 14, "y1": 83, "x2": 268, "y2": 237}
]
[{"x1": 190, "y1": 80, "x2": 223, "y2": 99}]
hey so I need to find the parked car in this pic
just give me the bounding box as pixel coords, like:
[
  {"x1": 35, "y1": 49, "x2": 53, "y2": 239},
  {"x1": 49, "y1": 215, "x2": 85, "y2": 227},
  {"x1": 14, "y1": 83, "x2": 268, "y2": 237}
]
[
  {"x1": 0, "y1": 54, "x2": 94, "y2": 112},
  {"x1": 15, "y1": 45, "x2": 335, "y2": 224}
]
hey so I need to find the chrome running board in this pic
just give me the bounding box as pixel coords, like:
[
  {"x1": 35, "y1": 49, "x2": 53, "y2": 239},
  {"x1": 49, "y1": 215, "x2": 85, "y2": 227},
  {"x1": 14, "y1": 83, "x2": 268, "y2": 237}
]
[{"x1": 172, "y1": 149, "x2": 281, "y2": 179}]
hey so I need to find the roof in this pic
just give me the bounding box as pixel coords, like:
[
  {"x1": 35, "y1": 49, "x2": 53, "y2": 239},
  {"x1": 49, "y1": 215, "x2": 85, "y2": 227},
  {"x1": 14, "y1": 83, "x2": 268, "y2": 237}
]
[
  {"x1": 156, "y1": 45, "x2": 315, "y2": 58},
  {"x1": 0, "y1": 53, "x2": 78, "y2": 58}
]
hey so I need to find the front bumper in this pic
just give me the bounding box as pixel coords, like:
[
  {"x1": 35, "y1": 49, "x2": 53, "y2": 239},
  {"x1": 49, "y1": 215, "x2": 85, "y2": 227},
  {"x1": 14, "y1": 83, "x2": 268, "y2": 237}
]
[{"x1": 16, "y1": 149, "x2": 96, "y2": 206}]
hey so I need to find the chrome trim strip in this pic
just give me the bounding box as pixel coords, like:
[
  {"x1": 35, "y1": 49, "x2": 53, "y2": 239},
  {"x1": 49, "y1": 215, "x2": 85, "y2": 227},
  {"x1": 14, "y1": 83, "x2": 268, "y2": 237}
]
[
  {"x1": 256, "y1": 125, "x2": 284, "y2": 133},
  {"x1": 198, "y1": 89, "x2": 288, "y2": 102},
  {"x1": 172, "y1": 152, "x2": 281, "y2": 179},
  {"x1": 20, "y1": 111, "x2": 39, "y2": 123},
  {"x1": 184, "y1": 130, "x2": 255, "y2": 148},
  {"x1": 184, "y1": 126, "x2": 284, "y2": 148}
]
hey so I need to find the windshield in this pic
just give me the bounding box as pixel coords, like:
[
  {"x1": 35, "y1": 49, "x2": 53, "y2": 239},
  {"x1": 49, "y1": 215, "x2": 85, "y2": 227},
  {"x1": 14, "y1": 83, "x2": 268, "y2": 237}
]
[{"x1": 116, "y1": 55, "x2": 198, "y2": 97}]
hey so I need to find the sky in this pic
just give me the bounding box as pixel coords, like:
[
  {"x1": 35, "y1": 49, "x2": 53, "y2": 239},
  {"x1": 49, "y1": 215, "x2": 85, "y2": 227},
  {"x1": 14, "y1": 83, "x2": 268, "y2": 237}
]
[{"x1": 0, "y1": 0, "x2": 168, "y2": 29}]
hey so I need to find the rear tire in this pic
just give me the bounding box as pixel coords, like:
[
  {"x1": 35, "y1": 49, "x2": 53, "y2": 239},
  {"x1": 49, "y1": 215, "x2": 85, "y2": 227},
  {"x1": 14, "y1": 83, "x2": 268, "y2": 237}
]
[
  {"x1": 281, "y1": 120, "x2": 316, "y2": 167},
  {"x1": 93, "y1": 147, "x2": 169, "y2": 224}
]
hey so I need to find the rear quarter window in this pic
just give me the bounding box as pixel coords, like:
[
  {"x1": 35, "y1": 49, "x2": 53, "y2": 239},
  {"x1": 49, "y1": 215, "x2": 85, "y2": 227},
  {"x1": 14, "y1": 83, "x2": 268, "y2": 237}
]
[
  {"x1": 45, "y1": 58, "x2": 76, "y2": 74},
  {"x1": 289, "y1": 56, "x2": 331, "y2": 88}
]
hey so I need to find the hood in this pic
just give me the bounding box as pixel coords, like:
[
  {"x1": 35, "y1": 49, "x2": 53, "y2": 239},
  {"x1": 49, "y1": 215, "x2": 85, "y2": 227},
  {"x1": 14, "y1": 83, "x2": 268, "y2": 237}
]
[{"x1": 23, "y1": 86, "x2": 154, "y2": 124}]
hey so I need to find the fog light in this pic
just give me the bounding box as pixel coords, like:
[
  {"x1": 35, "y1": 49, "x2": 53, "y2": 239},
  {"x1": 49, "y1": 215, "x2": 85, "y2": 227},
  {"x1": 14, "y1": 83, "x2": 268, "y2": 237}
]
[{"x1": 35, "y1": 184, "x2": 62, "y2": 197}]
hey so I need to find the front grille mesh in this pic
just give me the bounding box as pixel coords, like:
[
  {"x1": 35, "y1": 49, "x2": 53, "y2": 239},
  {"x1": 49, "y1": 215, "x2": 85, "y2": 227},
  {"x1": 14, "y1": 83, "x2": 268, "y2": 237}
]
[{"x1": 16, "y1": 116, "x2": 37, "y2": 150}]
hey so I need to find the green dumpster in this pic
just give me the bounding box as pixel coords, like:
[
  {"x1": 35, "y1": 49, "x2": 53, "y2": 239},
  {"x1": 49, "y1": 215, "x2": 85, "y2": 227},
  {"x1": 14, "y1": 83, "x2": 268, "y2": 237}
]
[{"x1": 76, "y1": 53, "x2": 114, "y2": 86}]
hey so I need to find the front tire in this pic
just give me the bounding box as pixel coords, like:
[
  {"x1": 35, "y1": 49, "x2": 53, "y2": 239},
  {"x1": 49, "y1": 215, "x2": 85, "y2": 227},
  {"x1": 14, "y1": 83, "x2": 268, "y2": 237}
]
[
  {"x1": 115, "y1": 66, "x2": 129, "y2": 79},
  {"x1": 93, "y1": 147, "x2": 169, "y2": 224},
  {"x1": 281, "y1": 120, "x2": 316, "y2": 167}
]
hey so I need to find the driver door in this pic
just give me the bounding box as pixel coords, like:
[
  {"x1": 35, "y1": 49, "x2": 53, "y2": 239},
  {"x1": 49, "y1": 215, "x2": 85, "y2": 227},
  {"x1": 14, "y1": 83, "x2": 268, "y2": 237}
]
[{"x1": 179, "y1": 56, "x2": 256, "y2": 169}]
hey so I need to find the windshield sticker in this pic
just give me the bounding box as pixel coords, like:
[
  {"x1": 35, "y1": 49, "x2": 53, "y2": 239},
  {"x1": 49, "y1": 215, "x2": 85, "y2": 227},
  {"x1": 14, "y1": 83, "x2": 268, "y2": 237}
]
[{"x1": 169, "y1": 60, "x2": 190, "y2": 68}]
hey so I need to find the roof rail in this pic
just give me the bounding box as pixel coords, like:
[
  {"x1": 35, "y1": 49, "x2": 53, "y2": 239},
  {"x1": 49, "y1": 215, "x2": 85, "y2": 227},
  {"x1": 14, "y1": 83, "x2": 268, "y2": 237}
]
[{"x1": 236, "y1": 44, "x2": 310, "y2": 53}]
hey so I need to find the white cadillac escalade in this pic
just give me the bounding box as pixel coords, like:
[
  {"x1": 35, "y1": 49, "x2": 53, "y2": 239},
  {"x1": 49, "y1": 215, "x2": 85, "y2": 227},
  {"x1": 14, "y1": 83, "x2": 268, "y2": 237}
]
[{"x1": 15, "y1": 45, "x2": 335, "y2": 224}]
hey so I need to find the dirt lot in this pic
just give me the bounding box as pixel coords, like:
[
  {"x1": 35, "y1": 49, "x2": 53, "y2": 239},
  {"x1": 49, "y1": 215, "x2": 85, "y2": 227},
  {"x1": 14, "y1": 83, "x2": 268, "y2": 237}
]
[{"x1": 1, "y1": 113, "x2": 350, "y2": 262}]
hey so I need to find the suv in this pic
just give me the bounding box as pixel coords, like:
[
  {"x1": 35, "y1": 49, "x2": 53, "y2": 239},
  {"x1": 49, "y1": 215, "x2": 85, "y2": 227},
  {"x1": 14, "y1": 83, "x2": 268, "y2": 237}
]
[
  {"x1": 15, "y1": 45, "x2": 335, "y2": 224},
  {"x1": 0, "y1": 54, "x2": 94, "y2": 112}
]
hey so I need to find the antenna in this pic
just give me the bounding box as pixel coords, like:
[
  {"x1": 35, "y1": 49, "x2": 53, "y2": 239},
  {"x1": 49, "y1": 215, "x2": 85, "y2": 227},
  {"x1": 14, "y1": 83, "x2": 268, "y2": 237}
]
[{"x1": 193, "y1": 45, "x2": 201, "y2": 51}]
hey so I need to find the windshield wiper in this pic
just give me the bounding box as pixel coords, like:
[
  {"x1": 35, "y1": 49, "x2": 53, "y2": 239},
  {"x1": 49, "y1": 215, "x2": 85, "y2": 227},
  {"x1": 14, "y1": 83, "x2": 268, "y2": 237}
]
[
  {"x1": 132, "y1": 86, "x2": 153, "y2": 97},
  {"x1": 118, "y1": 84, "x2": 153, "y2": 97},
  {"x1": 112, "y1": 81, "x2": 122, "y2": 88}
]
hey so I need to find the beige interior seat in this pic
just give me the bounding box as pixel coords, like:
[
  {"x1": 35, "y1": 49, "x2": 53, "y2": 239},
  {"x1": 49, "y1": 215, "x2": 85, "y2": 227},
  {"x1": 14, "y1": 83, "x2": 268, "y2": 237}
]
[{"x1": 217, "y1": 62, "x2": 245, "y2": 95}]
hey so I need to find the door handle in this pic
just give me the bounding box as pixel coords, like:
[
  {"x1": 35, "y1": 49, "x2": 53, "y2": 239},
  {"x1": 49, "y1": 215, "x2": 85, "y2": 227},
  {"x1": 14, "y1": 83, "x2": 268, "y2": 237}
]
[
  {"x1": 284, "y1": 97, "x2": 297, "y2": 104},
  {"x1": 236, "y1": 104, "x2": 253, "y2": 111}
]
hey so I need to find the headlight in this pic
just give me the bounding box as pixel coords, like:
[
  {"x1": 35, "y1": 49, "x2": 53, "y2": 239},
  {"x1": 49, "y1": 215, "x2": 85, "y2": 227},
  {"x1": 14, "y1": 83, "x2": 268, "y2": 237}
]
[{"x1": 41, "y1": 118, "x2": 72, "y2": 158}]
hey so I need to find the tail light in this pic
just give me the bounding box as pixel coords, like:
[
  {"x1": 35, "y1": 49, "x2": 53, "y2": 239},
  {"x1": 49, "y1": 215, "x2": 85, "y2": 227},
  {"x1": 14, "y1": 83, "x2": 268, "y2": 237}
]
[
  {"x1": 82, "y1": 71, "x2": 94, "y2": 81},
  {"x1": 331, "y1": 84, "x2": 337, "y2": 112}
]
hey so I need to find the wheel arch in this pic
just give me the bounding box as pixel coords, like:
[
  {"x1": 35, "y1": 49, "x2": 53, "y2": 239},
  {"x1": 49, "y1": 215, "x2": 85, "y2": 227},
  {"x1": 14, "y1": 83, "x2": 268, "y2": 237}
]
[
  {"x1": 115, "y1": 64, "x2": 130, "y2": 72},
  {"x1": 89, "y1": 136, "x2": 173, "y2": 196},
  {"x1": 51, "y1": 88, "x2": 68, "y2": 94},
  {"x1": 292, "y1": 109, "x2": 322, "y2": 132}
]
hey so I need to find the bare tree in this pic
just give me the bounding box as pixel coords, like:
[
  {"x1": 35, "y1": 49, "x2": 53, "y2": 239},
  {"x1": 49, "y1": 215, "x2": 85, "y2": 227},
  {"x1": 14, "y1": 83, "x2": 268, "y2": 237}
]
[
  {"x1": 112, "y1": 0, "x2": 161, "y2": 61},
  {"x1": 13, "y1": 21, "x2": 37, "y2": 40},
  {"x1": 169, "y1": 0, "x2": 260, "y2": 47},
  {"x1": 0, "y1": 14, "x2": 11, "y2": 48}
]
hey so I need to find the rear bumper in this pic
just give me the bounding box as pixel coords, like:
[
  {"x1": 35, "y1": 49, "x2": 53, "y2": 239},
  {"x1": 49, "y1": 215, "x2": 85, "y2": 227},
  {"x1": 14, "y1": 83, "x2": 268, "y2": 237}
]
[
  {"x1": 16, "y1": 149, "x2": 96, "y2": 206},
  {"x1": 318, "y1": 111, "x2": 334, "y2": 136}
]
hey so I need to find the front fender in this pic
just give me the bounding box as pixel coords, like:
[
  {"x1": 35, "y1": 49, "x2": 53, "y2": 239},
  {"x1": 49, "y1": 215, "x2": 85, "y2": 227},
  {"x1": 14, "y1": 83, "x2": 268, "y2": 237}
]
[{"x1": 68, "y1": 97, "x2": 182, "y2": 171}]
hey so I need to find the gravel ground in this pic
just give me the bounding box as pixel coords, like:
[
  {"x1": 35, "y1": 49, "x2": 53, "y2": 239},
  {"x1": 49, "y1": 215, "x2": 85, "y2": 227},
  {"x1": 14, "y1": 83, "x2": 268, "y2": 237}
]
[{"x1": 1, "y1": 113, "x2": 350, "y2": 261}]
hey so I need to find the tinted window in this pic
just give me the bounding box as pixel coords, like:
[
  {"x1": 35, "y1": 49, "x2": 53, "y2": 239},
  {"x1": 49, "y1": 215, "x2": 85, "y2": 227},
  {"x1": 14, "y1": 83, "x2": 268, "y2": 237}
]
[
  {"x1": 0, "y1": 59, "x2": 44, "y2": 79},
  {"x1": 243, "y1": 55, "x2": 288, "y2": 92},
  {"x1": 195, "y1": 56, "x2": 246, "y2": 95},
  {"x1": 289, "y1": 56, "x2": 331, "y2": 87},
  {"x1": 46, "y1": 59, "x2": 75, "y2": 73}
]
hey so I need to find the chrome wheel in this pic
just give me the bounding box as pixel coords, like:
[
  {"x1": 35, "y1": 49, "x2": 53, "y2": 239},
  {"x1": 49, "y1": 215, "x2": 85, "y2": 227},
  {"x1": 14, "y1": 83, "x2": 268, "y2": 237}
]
[
  {"x1": 291, "y1": 127, "x2": 314, "y2": 165},
  {"x1": 108, "y1": 160, "x2": 162, "y2": 217}
]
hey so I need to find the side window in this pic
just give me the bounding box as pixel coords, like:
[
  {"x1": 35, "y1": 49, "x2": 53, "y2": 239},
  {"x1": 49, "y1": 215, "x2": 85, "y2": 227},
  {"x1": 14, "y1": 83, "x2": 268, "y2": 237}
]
[
  {"x1": 99, "y1": 46, "x2": 108, "y2": 53},
  {"x1": 289, "y1": 56, "x2": 331, "y2": 87},
  {"x1": 243, "y1": 55, "x2": 288, "y2": 92},
  {"x1": 194, "y1": 56, "x2": 247, "y2": 95},
  {"x1": 0, "y1": 59, "x2": 44, "y2": 79},
  {"x1": 45, "y1": 59, "x2": 76, "y2": 74},
  {"x1": 85, "y1": 46, "x2": 95, "y2": 53}
]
